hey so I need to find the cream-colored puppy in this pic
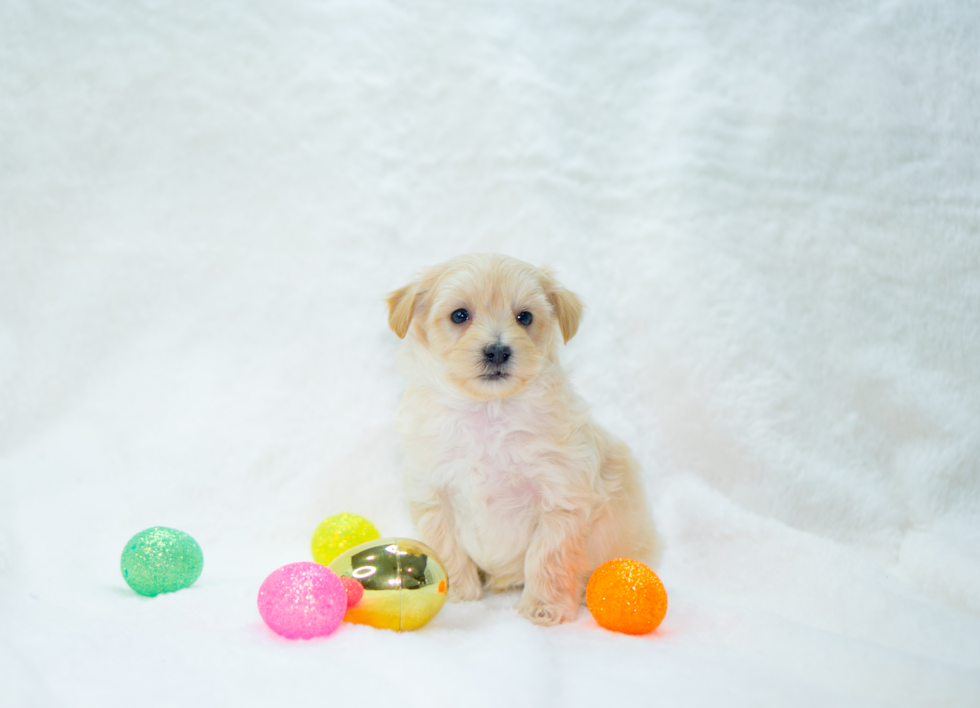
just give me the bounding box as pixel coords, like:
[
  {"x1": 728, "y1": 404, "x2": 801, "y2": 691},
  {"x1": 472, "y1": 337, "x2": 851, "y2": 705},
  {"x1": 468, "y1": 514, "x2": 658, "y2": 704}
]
[{"x1": 386, "y1": 254, "x2": 658, "y2": 625}]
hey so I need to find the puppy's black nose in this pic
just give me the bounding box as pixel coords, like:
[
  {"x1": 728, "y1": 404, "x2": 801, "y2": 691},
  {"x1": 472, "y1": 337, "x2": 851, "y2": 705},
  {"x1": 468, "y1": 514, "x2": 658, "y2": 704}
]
[{"x1": 483, "y1": 342, "x2": 512, "y2": 366}]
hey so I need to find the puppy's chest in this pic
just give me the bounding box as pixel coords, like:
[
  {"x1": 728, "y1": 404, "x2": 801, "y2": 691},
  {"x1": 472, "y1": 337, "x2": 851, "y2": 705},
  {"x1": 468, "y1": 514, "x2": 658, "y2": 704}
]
[{"x1": 436, "y1": 405, "x2": 552, "y2": 506}]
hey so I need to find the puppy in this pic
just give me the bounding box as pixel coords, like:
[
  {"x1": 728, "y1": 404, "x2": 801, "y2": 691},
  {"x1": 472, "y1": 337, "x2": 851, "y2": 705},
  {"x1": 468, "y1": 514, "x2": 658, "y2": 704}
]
[{"x1": 386, "y1": 254, "x2": 658, "y2": 625}]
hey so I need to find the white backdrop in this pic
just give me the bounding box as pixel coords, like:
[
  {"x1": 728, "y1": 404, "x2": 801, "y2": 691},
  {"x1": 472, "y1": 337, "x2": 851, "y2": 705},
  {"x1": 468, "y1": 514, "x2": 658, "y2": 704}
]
[{"x1": 2, "y1": 1, "x2": 979, "y2": 706}]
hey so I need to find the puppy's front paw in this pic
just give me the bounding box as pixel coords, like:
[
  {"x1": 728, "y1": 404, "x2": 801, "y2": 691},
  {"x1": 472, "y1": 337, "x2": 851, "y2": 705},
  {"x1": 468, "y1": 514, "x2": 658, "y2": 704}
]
[
  {"x1": 447, "y1": 562, "x2": 483, "y2": 602},
  {"x1": 515, "y1": 593, "x2": 579, "y2": 625}
]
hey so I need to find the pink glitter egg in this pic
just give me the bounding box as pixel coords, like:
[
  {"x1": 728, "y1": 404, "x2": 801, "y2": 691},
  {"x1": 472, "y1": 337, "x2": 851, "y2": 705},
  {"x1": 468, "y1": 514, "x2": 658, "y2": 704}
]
[{"x1": 257, "y1": 562, "x2": 346, "y2": 640}]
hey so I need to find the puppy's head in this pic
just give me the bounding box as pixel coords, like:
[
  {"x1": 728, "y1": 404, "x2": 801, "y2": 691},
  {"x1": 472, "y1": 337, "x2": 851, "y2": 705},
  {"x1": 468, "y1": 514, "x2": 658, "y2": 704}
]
[{"x1": 387, "y1": 254, "x2": 582, "y2": 400}]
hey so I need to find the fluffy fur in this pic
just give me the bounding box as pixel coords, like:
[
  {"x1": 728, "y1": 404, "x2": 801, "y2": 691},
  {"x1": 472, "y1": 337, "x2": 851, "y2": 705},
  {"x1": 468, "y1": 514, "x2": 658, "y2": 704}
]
[{"x1": 386, "y1": 254, "x2": 658, "y2": 625}]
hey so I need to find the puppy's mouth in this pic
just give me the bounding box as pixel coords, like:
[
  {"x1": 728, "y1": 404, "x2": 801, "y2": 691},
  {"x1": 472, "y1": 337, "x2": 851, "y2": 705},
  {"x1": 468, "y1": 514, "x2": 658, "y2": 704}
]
[{"x1": 480, "y1": 370, "x2": 511, "y2": 382}]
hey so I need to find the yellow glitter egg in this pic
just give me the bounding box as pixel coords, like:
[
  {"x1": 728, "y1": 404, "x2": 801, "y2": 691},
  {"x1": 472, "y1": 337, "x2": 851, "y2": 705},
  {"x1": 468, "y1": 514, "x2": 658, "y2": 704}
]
[
  {"x1": 328, "y1": 537, "x2": 448, "y2": 631},
  {"x1": 311, "y1": 512, "x2": 381, "y2": 566},
  {"x1": 586, "y1": 558, "x2": 667, "y2": 635}
]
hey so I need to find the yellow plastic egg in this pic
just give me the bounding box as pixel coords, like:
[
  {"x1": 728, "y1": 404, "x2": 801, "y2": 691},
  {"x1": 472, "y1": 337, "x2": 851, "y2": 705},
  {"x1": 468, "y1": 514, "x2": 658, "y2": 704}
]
[{"x1": 328, "y1": 537, "x2": 448, "y2": 631}]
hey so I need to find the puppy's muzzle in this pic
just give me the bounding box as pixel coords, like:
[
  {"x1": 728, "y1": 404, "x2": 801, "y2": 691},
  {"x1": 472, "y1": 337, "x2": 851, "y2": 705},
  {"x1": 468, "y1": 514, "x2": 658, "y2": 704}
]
[
  {"x1": 481, "y1": 342, "x2": 512, "y2": 380},
  {"x1": 483, "y1": 342, "x2": 512, "y2": 366}
]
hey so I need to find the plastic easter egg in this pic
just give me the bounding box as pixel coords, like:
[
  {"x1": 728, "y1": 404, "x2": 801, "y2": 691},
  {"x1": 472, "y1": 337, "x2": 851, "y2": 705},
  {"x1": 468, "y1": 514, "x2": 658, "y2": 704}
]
[
  {"x1": 120, "y1": 526, "x2": 204, "y2": 597},
  {"x1": 339, "y1": 576, "x2": 364, "y2": 607},
  {"x1": 586, "y1": 558, "x2": 667, "y2": 635},
  {"x1": 257, "y1": 562, "x2": 347, "y2": 640},
  {"x1": 328, "y1": 538, "x2": 448, "y2": 631},
  {"x1": 311, "y1": 512, "x2": 381, "y2": 565}
]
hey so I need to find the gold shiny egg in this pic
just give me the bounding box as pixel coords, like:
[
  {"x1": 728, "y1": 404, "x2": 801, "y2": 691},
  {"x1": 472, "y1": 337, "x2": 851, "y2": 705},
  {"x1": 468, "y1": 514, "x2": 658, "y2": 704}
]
[{"x1": 328, "y1": 537, "x2": 448, "y2": 631}]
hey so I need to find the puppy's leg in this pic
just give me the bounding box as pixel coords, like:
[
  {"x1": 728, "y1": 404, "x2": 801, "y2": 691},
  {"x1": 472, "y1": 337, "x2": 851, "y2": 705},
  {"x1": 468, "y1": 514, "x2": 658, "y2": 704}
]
[
  {"x1": 516, "y1": 509, "x2": 589, "y2": 625},
  {"x1": 409, "y1": 498, "x2": 483, "y2": 602},
  {"x1": 587, "y1": 435, "x2": 660, "y2": 570}
]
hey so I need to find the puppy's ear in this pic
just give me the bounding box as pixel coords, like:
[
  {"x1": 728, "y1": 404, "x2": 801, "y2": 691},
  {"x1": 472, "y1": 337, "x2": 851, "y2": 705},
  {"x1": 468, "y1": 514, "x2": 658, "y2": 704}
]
[
  {"x1": 386, "y1": 283, "x2": 420, "y2": 339},
  {"x1": 550, "y1": 287, "x2": 583, "y2": 343},
  {"x1": 539, "y1": 268, "x2": 583, "y2": 343}
]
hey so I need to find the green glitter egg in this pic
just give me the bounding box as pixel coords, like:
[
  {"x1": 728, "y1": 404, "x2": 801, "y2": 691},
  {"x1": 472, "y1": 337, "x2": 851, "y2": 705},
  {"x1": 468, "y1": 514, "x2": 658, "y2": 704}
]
[{"x1": 120, "y1": 526, "x2": 204, "y2": 597}]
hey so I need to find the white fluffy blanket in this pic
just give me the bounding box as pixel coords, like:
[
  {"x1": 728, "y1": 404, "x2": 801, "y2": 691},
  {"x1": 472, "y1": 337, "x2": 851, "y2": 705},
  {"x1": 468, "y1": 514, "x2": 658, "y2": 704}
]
[{"x1": 2, "y1": 1, "x2": 978, "y2": 706}]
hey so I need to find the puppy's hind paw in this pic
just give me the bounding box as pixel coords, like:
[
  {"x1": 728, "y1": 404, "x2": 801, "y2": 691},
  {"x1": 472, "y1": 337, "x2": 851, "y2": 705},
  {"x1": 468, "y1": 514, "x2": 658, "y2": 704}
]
[
  {"x1": 447, "y1": 564, "x2": 483, "y2": 602},
  {"x1": 516, "y1": 595, "x2": 579, "y2": 626}
]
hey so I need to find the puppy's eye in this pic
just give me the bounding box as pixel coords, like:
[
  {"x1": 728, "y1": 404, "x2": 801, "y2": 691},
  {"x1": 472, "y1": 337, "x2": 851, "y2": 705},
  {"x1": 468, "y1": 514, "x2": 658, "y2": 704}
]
[
  {"x1": 451, "y1": 309, "x2": 469, "y2": 324},
  {"x1": 517, "y1": 311, "x2": 533, "y2": 326}
]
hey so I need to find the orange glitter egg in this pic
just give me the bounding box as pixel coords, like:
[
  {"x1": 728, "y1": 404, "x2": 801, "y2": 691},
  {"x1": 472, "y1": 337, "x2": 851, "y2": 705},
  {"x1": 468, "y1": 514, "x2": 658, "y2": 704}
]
[{"x1": 586, "y1": 558, "x2": 667, "y2": 635}]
